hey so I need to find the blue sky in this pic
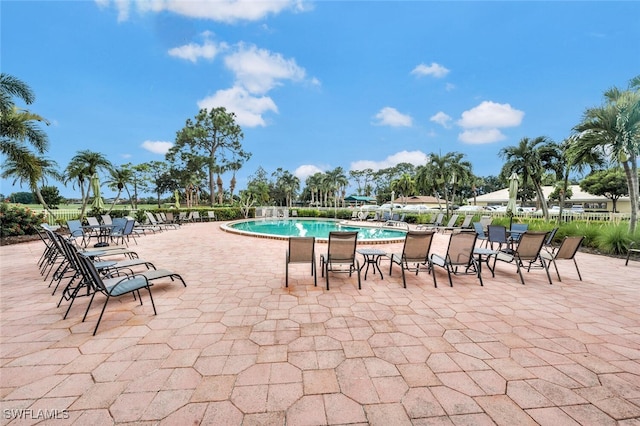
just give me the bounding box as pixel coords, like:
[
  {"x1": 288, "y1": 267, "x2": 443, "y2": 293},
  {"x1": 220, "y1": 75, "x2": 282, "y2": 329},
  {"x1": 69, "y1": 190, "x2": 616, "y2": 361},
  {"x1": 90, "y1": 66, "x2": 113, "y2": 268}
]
[{"x1": 2, "y1": 0, "x2": 639, "y2": 198}]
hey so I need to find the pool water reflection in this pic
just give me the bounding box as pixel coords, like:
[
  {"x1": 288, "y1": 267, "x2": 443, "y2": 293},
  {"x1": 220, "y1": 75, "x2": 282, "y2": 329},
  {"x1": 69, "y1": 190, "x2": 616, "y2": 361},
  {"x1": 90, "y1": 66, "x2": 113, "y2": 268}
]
[{"x1": 224, "y1": 218, "x2": 406, "y2": 242}]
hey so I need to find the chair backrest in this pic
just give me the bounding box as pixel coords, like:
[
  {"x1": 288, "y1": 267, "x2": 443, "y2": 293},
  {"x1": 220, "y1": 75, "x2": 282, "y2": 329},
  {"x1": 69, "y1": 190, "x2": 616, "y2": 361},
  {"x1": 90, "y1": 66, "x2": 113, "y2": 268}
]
[
  {"x1": 510, "y1": 223, "x2": 529, "y2": 241},
  {"x1": 545, "y1": 227, "x2": 559, "y2": 246},
  {"x1": 351, "y1": 211, "x2": 359, "y2": 219},
  {"x1": 459, "y1": 216, "x2": 472, "y2": 229},
  {"x1": 487, "y1": 225, "x2": 508, "y2": 244},
  {"x1": 66, "y1": 220, "x2": 85, "y2": 237},
  {"x1": 118, "y1": 218, "x2": 134, "y2": 236},
  {"x1": 511, "y1": 223, "x2": 529, "y2": 233},
  {"x1": 101, "y1": 215, "x2": 113, "y2": 225},
  {"x1": 145, "y1": 211, "x2": 158, "y2": 224},
  {"x1": 327, "y1": 231, "x2": 358, "y2": 263},
  {"x1": 165, "y1": 212, "x2": 175, "y2": 222},
  {"x1": 111, "y1": 217, "x2": 127, "y2": 234},
  {"x1": 288, "y1": 237, "x2": 315, "y2": 264},
  {"x1": 515, "y1": 231, "x2": 548, "y2": 261},
  {"x1": 473, "y1": 222, "x2": 486, "y2": 238},
  {"x1": 192, "y1": 211, "x2": 201, "y2": 220},
  {"x1": 207, "y1": 211, "x2": 216, "y2": 219},
  {"x1": 86, "y1": 216, "x2": 100, "y2": 227},
  {"x1": 76, "y1": 252, "x2": 108, "y2": 293},
  {"x1": 179, "y1": 212, "x2": 188, "y2": 220},
  {"x1": 479, "y1": 215, "x2": 493, "y2": 228},
  {"x1": 402, "y1": 231, "x2": 435, "y2": 263},
  {"x1": 444, "y1": 214, "x2": 459, "y2": 227},
  {"x1": 446, "y1": 232, "x2": 477, "y2": 266},
  {"x1": 554, "y1": 236, "x2": 584, "y2": 260},
  {"x1": 433, "y1": 213, "x2": 444, "y2": 226}
]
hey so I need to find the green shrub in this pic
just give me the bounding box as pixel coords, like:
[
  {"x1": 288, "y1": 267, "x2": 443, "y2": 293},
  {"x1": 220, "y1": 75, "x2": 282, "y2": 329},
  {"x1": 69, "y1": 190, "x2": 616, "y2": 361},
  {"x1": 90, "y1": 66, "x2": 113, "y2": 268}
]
[
  {"x1": 0, "y1": 202, "x2": 47, "y2": 237},
  {"x1": 560, "y1": 221, "x2": 602, "y2": 249},
  {"x1": 595, "y1": 223, "x2": 633, "y2": 255}
]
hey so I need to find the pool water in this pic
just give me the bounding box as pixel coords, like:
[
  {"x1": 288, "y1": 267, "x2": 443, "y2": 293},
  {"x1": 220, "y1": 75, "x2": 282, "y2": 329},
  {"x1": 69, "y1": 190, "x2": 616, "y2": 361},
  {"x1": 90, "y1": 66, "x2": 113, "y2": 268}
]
[{"x1": 225, "y1": 219, "x2": 406, "y2": 242}]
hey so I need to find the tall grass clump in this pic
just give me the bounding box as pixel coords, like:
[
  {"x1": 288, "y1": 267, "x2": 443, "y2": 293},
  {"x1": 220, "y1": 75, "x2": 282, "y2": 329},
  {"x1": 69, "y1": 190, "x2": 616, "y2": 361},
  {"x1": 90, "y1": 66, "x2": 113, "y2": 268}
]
[
  {"x1": 595, "y1": 223, "x2": 635, "y2": 255},
  {"x1": 559, "y1": 221, "x2": 602, "y2": 249}
]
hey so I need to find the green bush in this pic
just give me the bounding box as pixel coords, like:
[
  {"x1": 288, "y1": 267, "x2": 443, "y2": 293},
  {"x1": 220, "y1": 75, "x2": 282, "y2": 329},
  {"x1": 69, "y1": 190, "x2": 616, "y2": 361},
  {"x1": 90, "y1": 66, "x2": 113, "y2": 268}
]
[
  {"x1": 0, "y1": 202, "x2": 47, "y2": 237},
  {"x1": 595, "y1": 223, "x2": 633, "y2": 255}
]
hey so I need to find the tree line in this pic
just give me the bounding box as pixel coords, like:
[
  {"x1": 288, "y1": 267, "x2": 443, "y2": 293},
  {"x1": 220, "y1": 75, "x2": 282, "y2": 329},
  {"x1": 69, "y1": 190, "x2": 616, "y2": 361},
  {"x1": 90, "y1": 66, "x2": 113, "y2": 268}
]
[{"x1": 1, "y1": 73, "x2": 638, "y2": 232}]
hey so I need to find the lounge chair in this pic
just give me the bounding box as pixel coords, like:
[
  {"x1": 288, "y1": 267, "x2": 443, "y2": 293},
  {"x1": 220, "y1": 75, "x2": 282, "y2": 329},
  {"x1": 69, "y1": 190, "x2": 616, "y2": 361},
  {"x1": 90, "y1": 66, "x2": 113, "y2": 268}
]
[
  {"x1": 100, "y1": 214, "x2": 113, "y2": 226},
  {"x1": 540, "y1": 236, "x2": 584, "y2": 281},
  {"x1": 190, "y1": 211, "x2": 203, "y2": 222},
  {"x1": 285, "y1": 237, "x2": 317, "y2": 287},
  {"x1": 436, "y1": 214, "x2": 460, "y2": 233},
  {"x1": 76, "y1": 253, "x2": 156, "y2": 335},
  {"x1": 493, "y1": 231, "x2": 552, "y2": 285},
  {"x1": 387, "y1": 231, "x2": 434, "y2": 288},
  {"x1": 417, "y1": 213, "x2": 444, "y2": 230},
  {"x1": 320, "y1": 231, "x2": 361, "y2": 290},
  {"x1": 429, "y1": 232, "x2": 481, "y2": 287},
  {"x1": 367, "y1": 212, "x2": 380, "y2": 222},
  {"x1": 206, "y1": 211, "x2": 216, "y2": 222},
  {"x1": 451, "y1": 215, "x2": 473, "y2": 233},
  {"x1": 626, "y1": 241, "x2": 640, "y2": 266}
]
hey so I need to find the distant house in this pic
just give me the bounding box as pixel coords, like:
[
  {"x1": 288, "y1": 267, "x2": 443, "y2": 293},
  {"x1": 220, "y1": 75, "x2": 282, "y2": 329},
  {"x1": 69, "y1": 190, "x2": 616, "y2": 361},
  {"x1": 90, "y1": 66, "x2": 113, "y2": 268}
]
[
  {"x1": 393, "y1": 195, "x2": 446, "y2": 209},
  {"x1": 344, "y1": 195, "x2": 376, "y2": 206},
  {"x1": 469, "y1": 185, "x2": 632, "y2": 213}
]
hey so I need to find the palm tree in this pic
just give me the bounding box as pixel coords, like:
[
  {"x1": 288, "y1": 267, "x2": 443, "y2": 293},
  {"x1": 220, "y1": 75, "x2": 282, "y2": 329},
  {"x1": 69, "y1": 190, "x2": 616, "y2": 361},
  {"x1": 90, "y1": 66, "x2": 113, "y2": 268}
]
[
  {"x1": 1, "y1": 74, "x2": 51, "y2": 192},
  {"x1": 277, "y1": 171, "x2": 300, "y2": 207},
  {"x1": 499, "y1": 137, "x2": 562, "y2": 220},
  {"x1": 306, "y1": 173, "x2": 323, "y2": 207},
  {"x1": 559, "y1": 134, "x2": 606, "y2": 221},
  {"x1": 1, "y1": 152, "x2": 60, "y2": 217},
  {"x1": 390, "y1": 173, "x2": 415, "y2": 205},
  {"x1": 415, "y1": 152, "x2": 472, "y2": 214},
  {"x1": 324, "y1": 167, "x2": 348, "y2": 208},
  {"x1": 573, "y1": 76, "x2": 639, "y2": 232},
  {"x1": 104, "y1": 166, "x2": 134, "y2": 213},
  {"x1": 64, "y1": 150, "x2": 113, "y2": 218}
]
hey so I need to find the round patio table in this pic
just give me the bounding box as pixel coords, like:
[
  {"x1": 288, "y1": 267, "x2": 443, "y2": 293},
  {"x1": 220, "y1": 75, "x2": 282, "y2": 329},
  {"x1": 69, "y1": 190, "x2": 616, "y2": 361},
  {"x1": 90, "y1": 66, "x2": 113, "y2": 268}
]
[{"x1": 357, "y1": 248, "x2": 386, "y2": 280}]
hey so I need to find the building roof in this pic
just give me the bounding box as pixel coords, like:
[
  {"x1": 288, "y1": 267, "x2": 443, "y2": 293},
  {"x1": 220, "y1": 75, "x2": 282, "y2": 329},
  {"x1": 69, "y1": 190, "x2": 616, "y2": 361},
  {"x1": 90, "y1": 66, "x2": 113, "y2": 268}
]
[
  {"x1": 470, "y1": 184, "x2": 630, "y2": 204},
  {"x1": 394, "y1": 195, "x2": 446, "y2": 205}
]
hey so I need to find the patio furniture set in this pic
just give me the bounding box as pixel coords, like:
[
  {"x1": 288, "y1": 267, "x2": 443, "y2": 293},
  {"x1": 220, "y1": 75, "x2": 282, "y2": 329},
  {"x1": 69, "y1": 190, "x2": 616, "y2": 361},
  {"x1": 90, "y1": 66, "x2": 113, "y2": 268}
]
[{"x1": 285, "y1": 224, "x2": 585, "y2": 290}]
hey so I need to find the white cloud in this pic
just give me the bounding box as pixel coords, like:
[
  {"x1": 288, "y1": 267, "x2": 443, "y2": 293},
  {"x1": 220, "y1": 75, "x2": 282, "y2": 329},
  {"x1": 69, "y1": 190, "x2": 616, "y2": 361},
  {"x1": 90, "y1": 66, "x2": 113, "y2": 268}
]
[
  {"x1": 373, "y1": 107, "x2": 413, "y2": 127},
  {"x1": 457, "y1": 101, "x2": 524, "y2": 129},
  {"x1": 168, "y1": 36, "x2": 227, "y2": 63},
  {"x1": 458, "y1": 128, "x2": 506, "y2": 144},
  {"x1": 198, "y1": 86, "x2": 278, "y2": 127},
  {"x1": 351, "y1": 150, "x2": 429, "y2": 172},
  {"x1": 141, "y1": 140, "x2": 173, "y2": 154},
  {"x1": 224, "y1": 44, "x2": 307, "y2": 94},
  {"x1": 295, "y1": 164, "x2": 324, "y2": 180},
  {"x1": 430, "y1": 111, "x2": 452, "y2": 128},
  {"x1": 98, "y1": 0, "x2": 307, "y2": 23},
  {"x1": 411, "y1": 62, "x2": 450, "y2": 78},
  {"x1": 456, "y1": 101, "x2": 524, "y2": 144}
]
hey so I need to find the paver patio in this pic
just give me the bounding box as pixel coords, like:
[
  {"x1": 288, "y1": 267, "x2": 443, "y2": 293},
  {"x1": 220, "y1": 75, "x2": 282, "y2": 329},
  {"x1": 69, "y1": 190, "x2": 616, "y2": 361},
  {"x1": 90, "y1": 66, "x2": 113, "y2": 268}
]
[{"x1": 1, "y1": 221, "x2": 639, "y2": 425}]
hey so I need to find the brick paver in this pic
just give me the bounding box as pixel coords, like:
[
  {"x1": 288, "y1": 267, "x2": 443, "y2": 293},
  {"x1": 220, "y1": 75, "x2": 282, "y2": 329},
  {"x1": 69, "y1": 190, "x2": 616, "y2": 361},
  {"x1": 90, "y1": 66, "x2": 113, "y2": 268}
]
[{"x1": 1, "y1": 221, "x2": 639, "y2": 424}]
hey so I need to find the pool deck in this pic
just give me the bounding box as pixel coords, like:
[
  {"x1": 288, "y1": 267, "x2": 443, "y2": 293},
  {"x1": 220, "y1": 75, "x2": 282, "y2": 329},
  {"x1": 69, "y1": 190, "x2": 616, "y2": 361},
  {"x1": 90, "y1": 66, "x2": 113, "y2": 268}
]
[{"x1": 1, "y1": 221, "x2": 639, "y2": 425}]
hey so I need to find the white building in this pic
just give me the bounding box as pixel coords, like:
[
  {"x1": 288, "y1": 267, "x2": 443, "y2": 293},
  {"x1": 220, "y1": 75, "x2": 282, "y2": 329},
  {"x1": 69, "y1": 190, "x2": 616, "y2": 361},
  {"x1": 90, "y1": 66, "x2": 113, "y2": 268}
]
[{"x1": 470, "y1": 185, "x2": 632, "y2": 213}]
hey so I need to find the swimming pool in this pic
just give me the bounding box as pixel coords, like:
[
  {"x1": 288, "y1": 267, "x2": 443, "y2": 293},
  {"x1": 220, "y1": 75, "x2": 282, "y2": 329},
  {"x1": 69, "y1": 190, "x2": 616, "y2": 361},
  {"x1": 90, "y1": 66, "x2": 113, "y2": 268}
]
[{"x1": 222, "y1": 218, "x2": 407, "y2": 243}]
